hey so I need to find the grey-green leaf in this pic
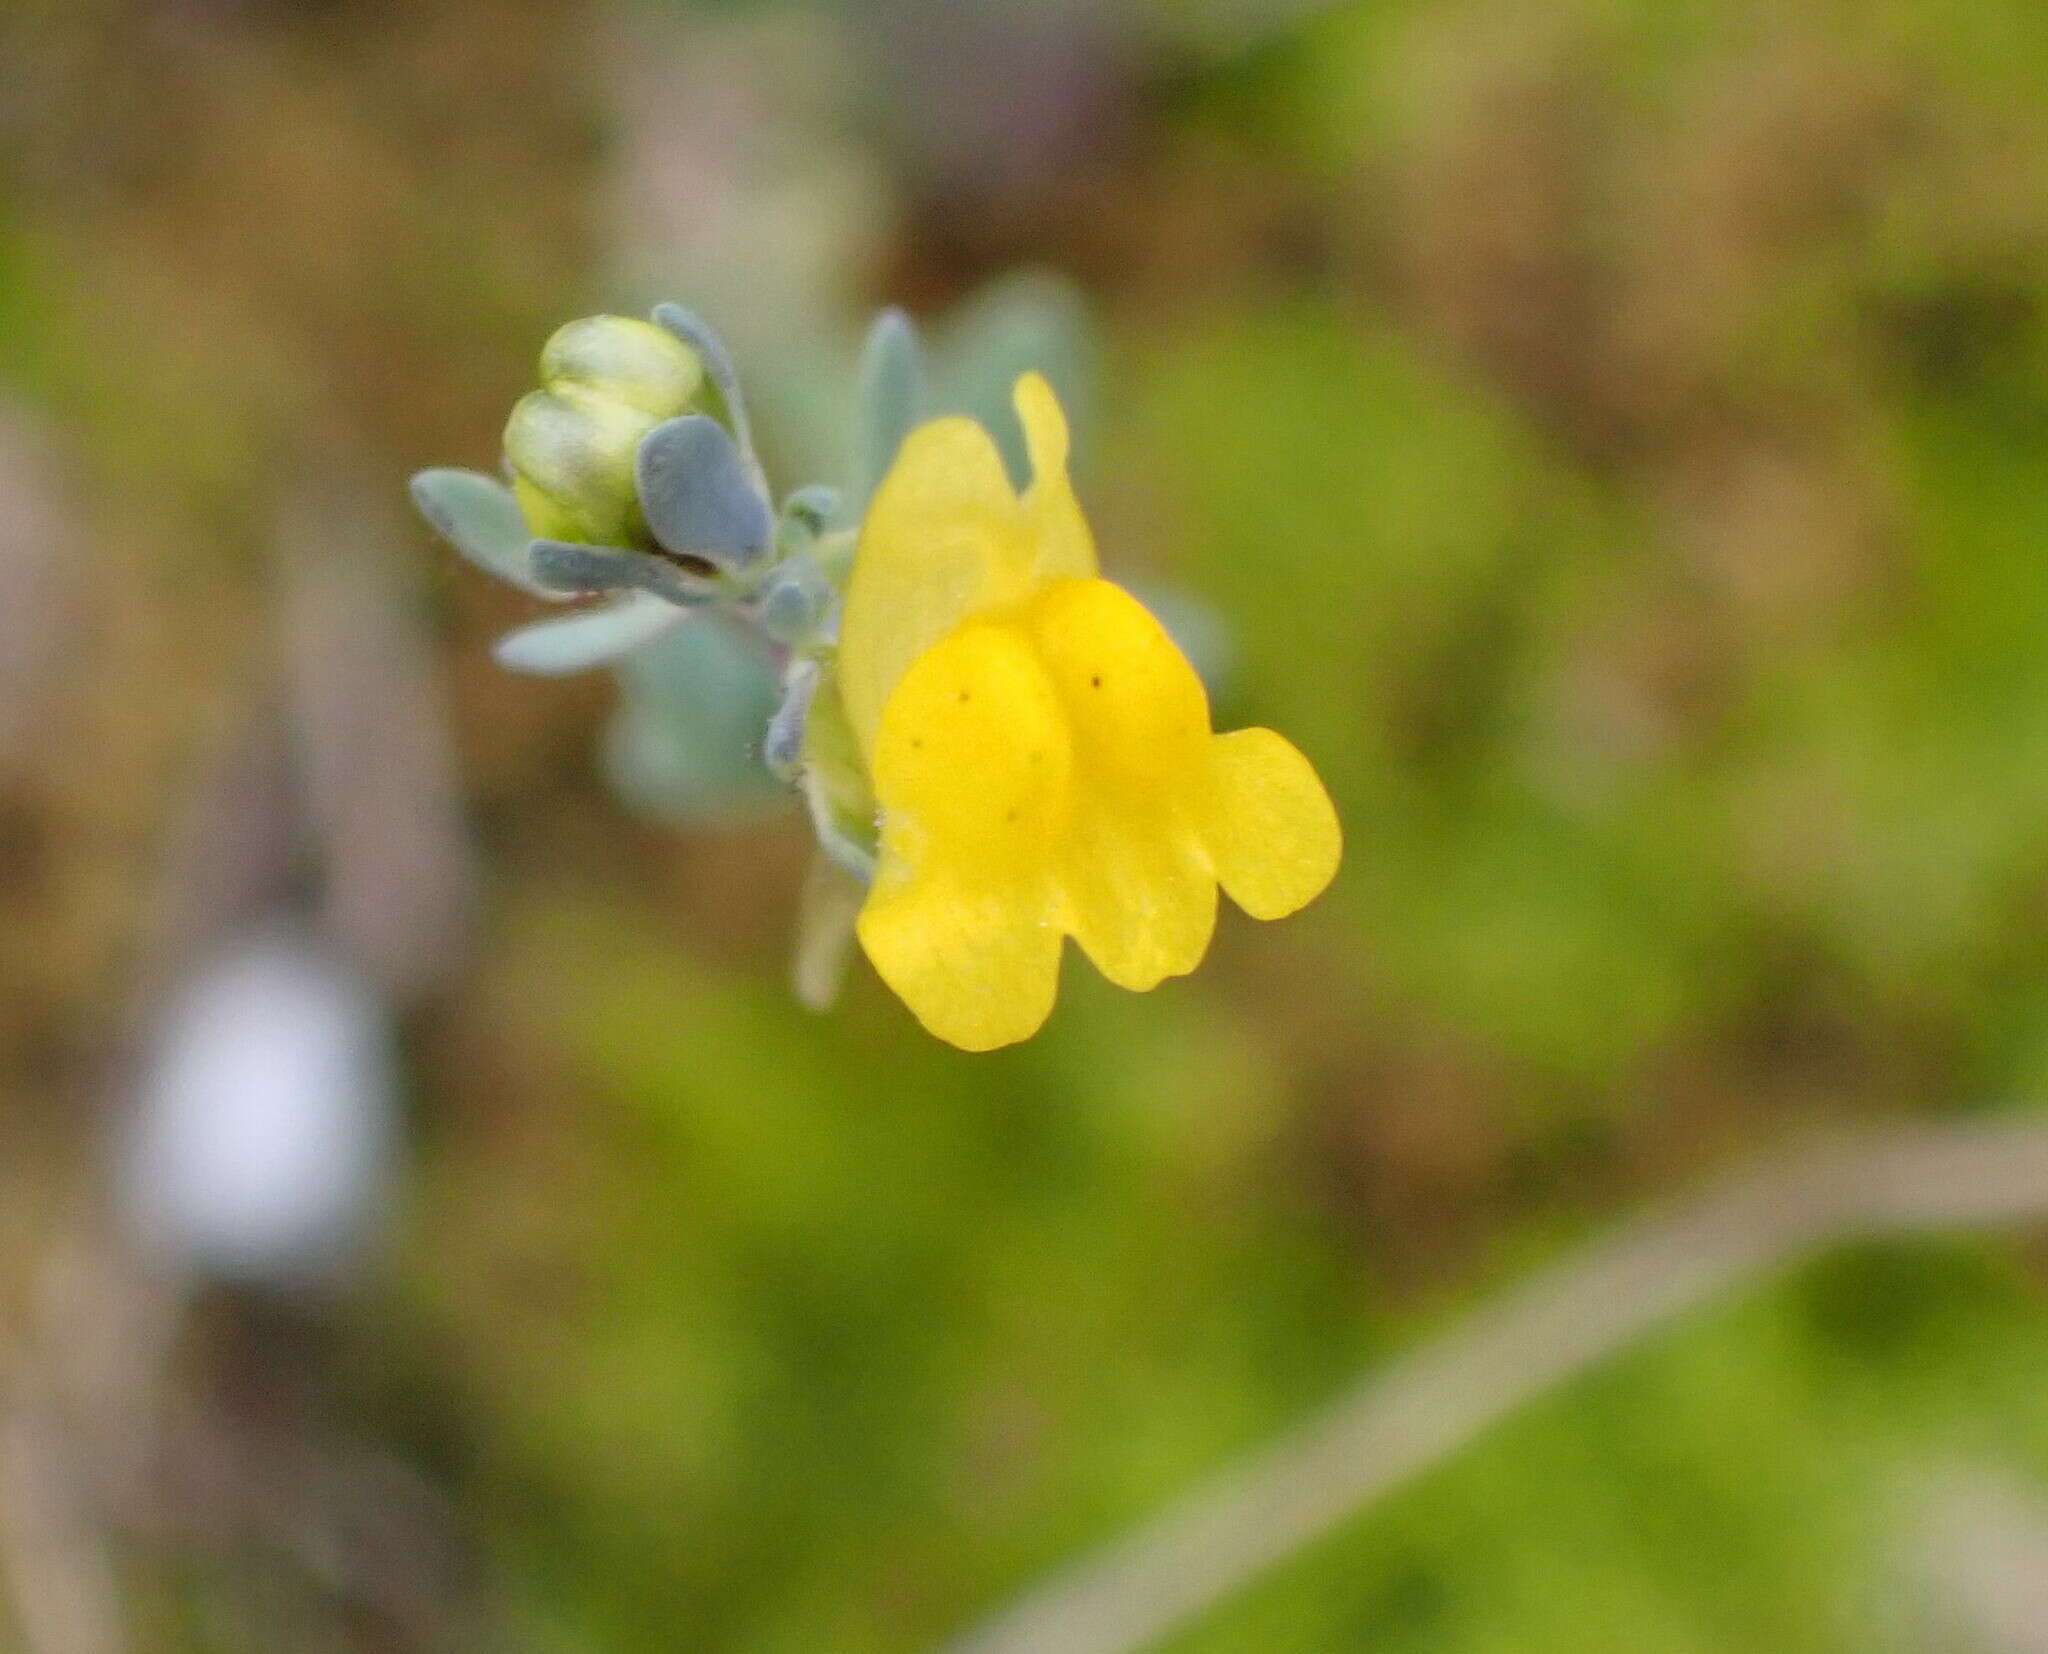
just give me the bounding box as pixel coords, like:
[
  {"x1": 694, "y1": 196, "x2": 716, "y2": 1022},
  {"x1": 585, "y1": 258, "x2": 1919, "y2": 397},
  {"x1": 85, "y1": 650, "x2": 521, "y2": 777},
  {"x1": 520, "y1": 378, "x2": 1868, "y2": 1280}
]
[
  {"x1": 529, "y1": 539, "x2": 722, "y2": 607},
  {"x1": 855, "y1": 307, "x2": 924, "y2": 507},
  {"x1": 779, "y1": 484, "x2": 842, "y2": 540},
  {"x1": 650, "y1": 303, "x2": 755, "y2": 460},
  {"x1": 410, "y1": 468, "x2": 559, "y2": 599},
  {"x1": 755, "y1": 555, "x2": 833, "y2": 647},
  {"x1": 491, "y1": 593, "x2": 681, "y2": 675},
  {"x1": 635, "y1": 415, "x2": 773, "y2": 572},
  {"x1": 603, "y1": 617, "x2": 785, "y2": 823},
  {"x1": 763, "y1": 658, "x2": 821, "y2": 780}
]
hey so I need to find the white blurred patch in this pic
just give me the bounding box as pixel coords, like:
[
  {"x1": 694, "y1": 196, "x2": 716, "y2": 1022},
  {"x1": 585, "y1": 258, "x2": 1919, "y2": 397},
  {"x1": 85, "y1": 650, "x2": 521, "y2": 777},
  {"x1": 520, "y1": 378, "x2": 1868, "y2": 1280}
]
[
  {"x1": 1884, "y1": 1463, "x2": 2048, "y2": 1653},
  {"x1": 120, "y1": 927, "x2": 398, "y2": 1291}
]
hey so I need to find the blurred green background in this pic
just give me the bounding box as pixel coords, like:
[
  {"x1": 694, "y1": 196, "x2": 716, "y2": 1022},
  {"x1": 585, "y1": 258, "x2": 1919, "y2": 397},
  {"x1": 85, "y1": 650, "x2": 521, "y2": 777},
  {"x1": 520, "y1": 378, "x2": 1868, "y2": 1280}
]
[{"x1": 6, "y1": 1, "x2": 2048, "y2": 1650}]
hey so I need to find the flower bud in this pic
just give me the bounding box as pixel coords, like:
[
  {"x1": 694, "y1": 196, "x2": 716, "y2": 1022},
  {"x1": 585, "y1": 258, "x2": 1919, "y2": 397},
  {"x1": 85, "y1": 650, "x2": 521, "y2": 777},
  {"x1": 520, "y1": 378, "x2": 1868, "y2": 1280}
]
[{"x1": 503, "y1": 316, "x2": 704, "y2": 548}]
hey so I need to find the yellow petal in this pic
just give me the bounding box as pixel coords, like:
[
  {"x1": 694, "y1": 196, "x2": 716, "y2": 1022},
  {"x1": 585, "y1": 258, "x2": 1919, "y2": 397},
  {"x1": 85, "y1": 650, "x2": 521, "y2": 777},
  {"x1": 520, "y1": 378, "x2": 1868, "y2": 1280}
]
[
  {"x1": 1024, "y1": 579, "x2": 1210, "y2": 785},
  {"x1": 1198, "y1": 727, "x2": 1342, "y2": 920},
  {"x1": 861, "y1": 621, "x2": 1073, "y2": 1049},
  {"x1": 1014, "y1": 373, "x2": 1097, "y2": 582},
  {"x1": 838, "y1": 416, "x2": 1036, "y2": 755},
  {"x1": 1027, "y1": 576, "x2": 1220, "y2": 989},
  {"x1": 869, "y1": 621, "x2": 1073, "y2": 856},
  {"x1": 1054, "y1": 797, "x2": 1216, "y2": 991},
  {"x1": 857, "y1": 857, "x2": 1062, "y2": 1051}
]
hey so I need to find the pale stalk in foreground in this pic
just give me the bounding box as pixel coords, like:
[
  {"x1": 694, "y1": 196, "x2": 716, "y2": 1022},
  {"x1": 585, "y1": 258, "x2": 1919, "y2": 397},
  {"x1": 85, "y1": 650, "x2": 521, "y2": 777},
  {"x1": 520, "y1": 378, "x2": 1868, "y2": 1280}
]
[{"x1": 936, "y1": 1118, "x2": 2048, "y2": 1654}]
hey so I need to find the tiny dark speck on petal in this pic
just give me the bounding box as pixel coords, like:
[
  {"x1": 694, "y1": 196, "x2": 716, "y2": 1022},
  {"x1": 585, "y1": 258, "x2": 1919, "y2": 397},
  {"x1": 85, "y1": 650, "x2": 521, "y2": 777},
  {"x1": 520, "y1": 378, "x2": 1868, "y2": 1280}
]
[{"x1": 1090, "y1": 675, "x2": 1102, "y2": 688}]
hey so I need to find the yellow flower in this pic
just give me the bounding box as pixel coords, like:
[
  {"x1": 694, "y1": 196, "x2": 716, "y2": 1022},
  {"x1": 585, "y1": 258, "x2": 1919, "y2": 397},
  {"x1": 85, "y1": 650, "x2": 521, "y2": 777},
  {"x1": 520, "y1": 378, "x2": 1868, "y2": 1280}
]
[{"x1": 837, "y1": 373, "x2": 1341, "y2": 1051}]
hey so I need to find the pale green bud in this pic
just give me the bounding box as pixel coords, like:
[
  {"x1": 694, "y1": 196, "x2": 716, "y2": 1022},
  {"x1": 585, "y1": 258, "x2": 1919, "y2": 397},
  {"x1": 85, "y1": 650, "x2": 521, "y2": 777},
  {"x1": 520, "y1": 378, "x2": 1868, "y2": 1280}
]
[
  {"x1": 540, "y1": 315, "x2": 702, "y2": 414},
  {"x1": 502, "y1": 316, "x2": 704, "y2": 548}
]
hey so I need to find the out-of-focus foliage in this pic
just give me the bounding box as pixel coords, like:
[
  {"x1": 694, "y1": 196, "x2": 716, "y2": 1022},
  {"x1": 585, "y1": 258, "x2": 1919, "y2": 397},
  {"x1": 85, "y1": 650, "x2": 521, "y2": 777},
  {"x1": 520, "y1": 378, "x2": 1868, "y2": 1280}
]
[{"x1": 7, "y1": 0, "x2": 2048, "y2": 1651}]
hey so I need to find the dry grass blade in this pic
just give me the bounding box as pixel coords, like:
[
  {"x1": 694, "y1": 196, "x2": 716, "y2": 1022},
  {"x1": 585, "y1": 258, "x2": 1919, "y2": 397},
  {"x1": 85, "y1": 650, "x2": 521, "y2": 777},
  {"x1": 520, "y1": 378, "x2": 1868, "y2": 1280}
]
[{"x1": 936, "y1": 1119, "x2": 2048, "y2": 1654}]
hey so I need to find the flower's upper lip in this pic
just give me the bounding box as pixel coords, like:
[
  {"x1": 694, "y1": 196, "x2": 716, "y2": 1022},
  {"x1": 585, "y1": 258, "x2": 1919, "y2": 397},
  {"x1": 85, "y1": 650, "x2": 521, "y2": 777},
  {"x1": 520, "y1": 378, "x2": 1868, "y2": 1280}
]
[{"x1": 836, "y1": 372, "x2": 1098, "y2": 760}]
